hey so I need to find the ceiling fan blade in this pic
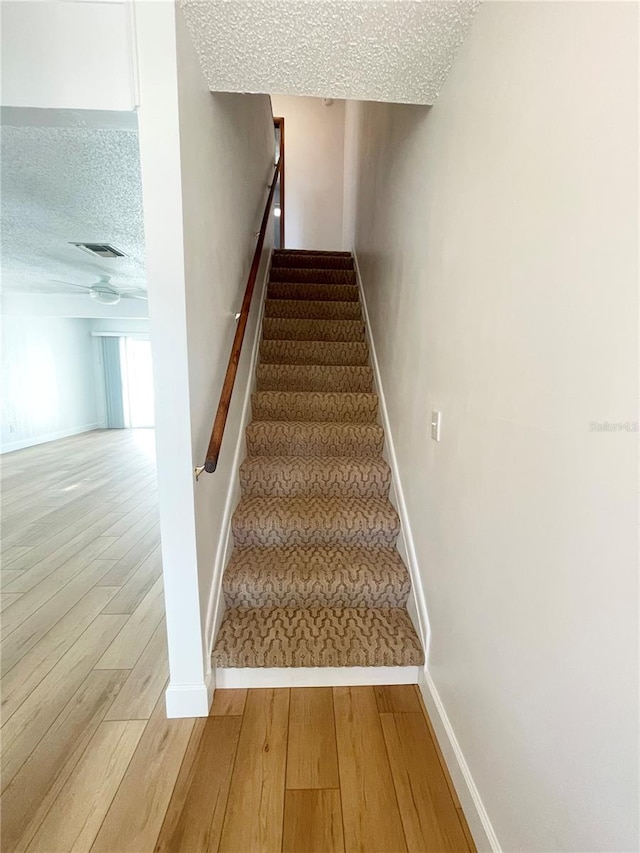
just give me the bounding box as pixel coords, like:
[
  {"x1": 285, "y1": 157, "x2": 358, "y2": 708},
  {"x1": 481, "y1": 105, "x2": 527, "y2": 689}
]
[
  {"x1": 122, "y1": 292, "x2": 148, "y2": 301},
  {"x1": 49, "y1": 279, "x2": 92, "y2": 290}
]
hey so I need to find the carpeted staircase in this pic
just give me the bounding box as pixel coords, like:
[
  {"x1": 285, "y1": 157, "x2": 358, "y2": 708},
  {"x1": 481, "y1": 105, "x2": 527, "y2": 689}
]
[{"x1": 212, "y1": 249, "x2": 424, "y2": 670}]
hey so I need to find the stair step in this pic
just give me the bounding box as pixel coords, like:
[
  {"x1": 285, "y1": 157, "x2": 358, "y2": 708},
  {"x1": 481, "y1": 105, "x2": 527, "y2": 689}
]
[
  {"x1": 252, "y1": 391, "x2": 378, "y2": 423},
  {"x1": 223, "y1": 545, "x2": 410, "y2": 608},
  {"x1": 210, "y1": 250, "x2": 426, "y2": 674},
  {"x1": 270, "y1": 267, "x2": 356, "y2": 285},
  {"x1": 232, "y1": 495, "x2": 400, "y2": 547},
  {"x1": 262, "y1": 318, "x2": 365, "y2": 342},
  {"x1": 272, "y1": 252, "x2": 354, "y2": 270},
  {"x1": 264, "y1": 299, "x2": 361, "y2": 321},
  {"x1": 260, "y1": 340, "x2": 370, "y2": 366},
  {"x1": 256, "y1": 364, "x2": 373, "y2": 393},
  {"x1": 211, "y1": 606, "x2": 424, "y2": 667},
  {"x1": 273, "y1": 249, "x2": 352, "y2": 257},
  {"x1": 274, "y1": 248, "x2": 351, "y2": 254},
  {"x1": 211, "y1": 247, "x2": 425, "y2": 675},
  {"x1": 245, "y1": 421, "x2": 385, "y2": 457},
  {"x1": 267, "y1": 283, "x2": 359, "y2": 302},
  {"x1": 239, "y1": 456, "x2": 390, "y2": 498}
]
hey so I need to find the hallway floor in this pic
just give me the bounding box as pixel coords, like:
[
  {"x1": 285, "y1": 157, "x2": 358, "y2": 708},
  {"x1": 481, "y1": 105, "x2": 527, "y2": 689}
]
[
  {"x1": 1, "y1": 430, "x2": 473, "y2": 852},
  {"x1": 158, "y1": 684, "x2": 475, "y2": 853}
]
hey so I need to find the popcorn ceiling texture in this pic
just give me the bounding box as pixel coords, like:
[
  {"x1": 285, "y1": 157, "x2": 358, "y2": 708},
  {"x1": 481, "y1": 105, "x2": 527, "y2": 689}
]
[
  {"x1": 1, "y1": 125, "x2": 145, "y2": 295},
  {"x1": 179, "y1": 0, "x2": 481, "y2": 105}
]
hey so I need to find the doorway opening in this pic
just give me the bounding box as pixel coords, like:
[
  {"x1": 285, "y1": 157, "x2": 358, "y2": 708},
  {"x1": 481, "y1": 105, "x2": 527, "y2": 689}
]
[
  {"x1": 122, "y1": 337, "x2": 155, "y2": 428},
  {"x1": 273, "y1": 116, "x2": 285, "y2": 249},
  {"x1": 98, "y1": 334, "x2": 155, "y2": 429}
]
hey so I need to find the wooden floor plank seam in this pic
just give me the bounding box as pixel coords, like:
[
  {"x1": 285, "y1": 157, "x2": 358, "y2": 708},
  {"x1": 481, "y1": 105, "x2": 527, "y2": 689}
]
[
  {"x1": 1, "y1": 614, "x2": 129, "y2": 793},
  {"x1": 330, "y1": 688, "x2": 348, "y2": 853},
  {"x1": 377, "y1": 695, "x2": 412, "y2": 853},
  {"x1": 1, "y1": 586, "x2": 121, "y2": 727},
  {"x1": 1, "y1": 552, "x2": 119, "y2": 641},
  {"x1": 85, "y1": 714, "x2": 154, "y2": 853},
  {"x1": 202, "y1": 692, "x2": 245, "y2": 853},
  {"x1": 1, "y1": 431, "x2": 475, "y2": 853},
  {"x1": 281, "y1": 686, "x2": 293, "y2": 849}
]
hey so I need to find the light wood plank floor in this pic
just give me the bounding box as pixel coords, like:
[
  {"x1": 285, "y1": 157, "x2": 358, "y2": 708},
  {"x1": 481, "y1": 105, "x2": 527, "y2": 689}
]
[{"x1": 1, "y1": 430, "x2": 474, "y2": 853}]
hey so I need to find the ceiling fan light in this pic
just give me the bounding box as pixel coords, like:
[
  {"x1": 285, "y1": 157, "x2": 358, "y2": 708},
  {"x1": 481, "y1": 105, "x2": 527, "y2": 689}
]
[{"x1": 90, "y1": 288, "x2": 121, "y2": 305}]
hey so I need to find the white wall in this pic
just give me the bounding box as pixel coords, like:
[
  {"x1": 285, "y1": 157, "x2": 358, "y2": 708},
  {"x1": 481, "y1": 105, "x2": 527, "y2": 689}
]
[
  {"x1": 135, "y1": 1, "x2": 275, "y2": 716},
  {"x1": 89, "y1": 319, "x2": 149, "y2": 335},
  {"x1": 176, "y1": 15, "x2": 275, "y2": 660},
  {"x1": 0, "y1": 0, "x2": 137, "y2": 111},
  {"x1": 0, "y1": 301, "x2": 151, "y2": 452},
  {"x1": 2, "y1": 291, "x2": 148, "y2": 321},
  {"x1": 271, "y1": 95, "x2": 345, "y2": 250},
  {"x1": 344, "y1": 3, "x2": 638, "y2": 852},
  {"x1": 1, "y1": 316, "x2": 99, "y2": 452}
]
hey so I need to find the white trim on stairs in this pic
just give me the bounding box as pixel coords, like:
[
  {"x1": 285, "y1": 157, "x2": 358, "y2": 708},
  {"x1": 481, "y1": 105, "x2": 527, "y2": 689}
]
[
  {"x1": 205, "y1": 249, "x2": 272, "y2": 679},
  {"x1": 353, "y1": 250, "x2": 501, "y2": 853},
  {"x1": 216, "y1": 666, "x2": 421, "y2": 689},
  {"x1": 165, "y1": 673, "x2": 214, "y2": 718},
  {"x1": 352, "y1": 252, "x2": 431, "y2": 656}
]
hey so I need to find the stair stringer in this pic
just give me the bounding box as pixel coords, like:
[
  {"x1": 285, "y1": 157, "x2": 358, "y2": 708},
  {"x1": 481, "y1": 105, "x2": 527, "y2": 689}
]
[
  {"x1": 352, "y1": 252, "x2": 431, "y2": 658},
  {"x1": 203, "y1": 248, "x2": 273, "y2": 679}
]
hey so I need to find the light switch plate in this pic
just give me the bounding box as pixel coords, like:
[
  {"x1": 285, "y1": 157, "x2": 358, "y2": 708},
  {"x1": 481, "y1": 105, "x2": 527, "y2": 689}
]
[{"x1": 431, "y1": 410, "x2": 441, "y2": 442}]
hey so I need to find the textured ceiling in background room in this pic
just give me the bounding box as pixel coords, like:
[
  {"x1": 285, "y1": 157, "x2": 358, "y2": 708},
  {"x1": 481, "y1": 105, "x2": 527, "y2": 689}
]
[
  {"x1": 179, "y1": 0, "x2": 480, "y2": 105},
  {"x1": 1, "y1": 115, "x2": 145, "y2": 296}
]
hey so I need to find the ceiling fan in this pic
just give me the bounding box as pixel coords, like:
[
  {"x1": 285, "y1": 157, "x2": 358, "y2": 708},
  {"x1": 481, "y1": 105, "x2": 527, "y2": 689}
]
[{"x1": 49, "y1": 275, "x2": 147, "y2": 305}]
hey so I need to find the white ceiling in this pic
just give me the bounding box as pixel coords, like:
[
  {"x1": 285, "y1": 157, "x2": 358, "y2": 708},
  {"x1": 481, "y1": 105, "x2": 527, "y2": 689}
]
[
  {"x1": 179, "y1": 0, "x2": 480, "y2": 105},
  {"x1": 1, "y1": 1, "x2": 479, "y2": 307},
  {"x1": 1, "y1": 108, "x2": 146, "y2": 301}
]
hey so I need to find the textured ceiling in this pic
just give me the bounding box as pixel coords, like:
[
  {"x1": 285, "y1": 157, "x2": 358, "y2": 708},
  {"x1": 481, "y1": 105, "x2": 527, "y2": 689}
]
[
  {"x1": 1, "y1": 114, "x2": 145, "y2": 299},
  {"x1": 179, "y1": 0, "x2": 480, "y2": 105}
]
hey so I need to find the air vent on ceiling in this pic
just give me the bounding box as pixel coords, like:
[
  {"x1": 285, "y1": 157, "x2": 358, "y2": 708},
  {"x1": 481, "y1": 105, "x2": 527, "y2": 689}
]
[{"x1": 70, "y1": 242, "x2": 126, "y2": 258}]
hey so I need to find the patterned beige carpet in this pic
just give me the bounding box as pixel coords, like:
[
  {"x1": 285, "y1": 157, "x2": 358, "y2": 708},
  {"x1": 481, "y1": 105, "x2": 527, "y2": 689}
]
[{"x1": 212, "y1": 249, "x2": 424, "y2": 669}]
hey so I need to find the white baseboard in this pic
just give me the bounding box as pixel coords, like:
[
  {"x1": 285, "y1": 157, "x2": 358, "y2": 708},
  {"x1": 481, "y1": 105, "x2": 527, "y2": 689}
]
[
  {"x1": 165, "y1": 673, "x2": 214, "y2": 718},
  {"x1": 352, "y1": 253, "x2": 431, "y2": 657},
  {"x1": 418, "y1": 669, "x2": 501, "y2": 852},
  {"x1": 353, "y1": 252, "x2": 499, "y2": 852},
  {"x1": 204, "y1": 248, "x2": 272, "y2": 667},
  {"x1": 1, "y1": 422, "x2": 102, "y2": 454},
  {"x1": 215, "y1": 666, "x2": 420, "y2": 689}
]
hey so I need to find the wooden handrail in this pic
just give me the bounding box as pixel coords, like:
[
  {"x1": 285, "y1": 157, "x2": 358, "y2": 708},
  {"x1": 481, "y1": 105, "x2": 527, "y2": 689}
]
[{"x1": 200, "y1": 160, "x2": 281, "y2": 475}]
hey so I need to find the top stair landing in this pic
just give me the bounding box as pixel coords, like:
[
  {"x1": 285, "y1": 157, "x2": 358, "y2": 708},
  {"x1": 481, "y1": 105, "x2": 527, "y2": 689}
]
[{"x1": 272, "y1": 249, "x2": 353, "y2": 270}]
